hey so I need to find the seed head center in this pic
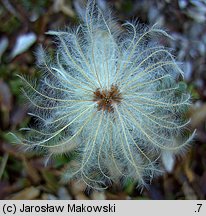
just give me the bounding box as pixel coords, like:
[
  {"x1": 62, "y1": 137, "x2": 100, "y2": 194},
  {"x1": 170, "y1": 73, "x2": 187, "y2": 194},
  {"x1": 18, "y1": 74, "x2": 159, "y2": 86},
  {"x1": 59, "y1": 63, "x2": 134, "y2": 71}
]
[{"x1": 93, "y1": 85, "x2": 122, "y2": 112}]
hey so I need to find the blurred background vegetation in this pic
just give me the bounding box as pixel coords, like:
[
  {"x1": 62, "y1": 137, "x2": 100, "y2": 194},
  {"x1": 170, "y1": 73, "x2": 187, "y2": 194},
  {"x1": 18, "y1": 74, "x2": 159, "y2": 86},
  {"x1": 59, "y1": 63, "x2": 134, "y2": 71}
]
[{"x1": 0, "y1": 0, "x2": 206, "y2": 200}]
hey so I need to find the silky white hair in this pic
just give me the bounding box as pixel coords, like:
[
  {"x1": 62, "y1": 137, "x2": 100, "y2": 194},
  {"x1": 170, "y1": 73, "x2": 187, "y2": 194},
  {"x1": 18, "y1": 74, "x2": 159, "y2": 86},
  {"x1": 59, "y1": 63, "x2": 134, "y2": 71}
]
[{"x1": 13, "y1": 0, "x2": 194, "y2": 190}]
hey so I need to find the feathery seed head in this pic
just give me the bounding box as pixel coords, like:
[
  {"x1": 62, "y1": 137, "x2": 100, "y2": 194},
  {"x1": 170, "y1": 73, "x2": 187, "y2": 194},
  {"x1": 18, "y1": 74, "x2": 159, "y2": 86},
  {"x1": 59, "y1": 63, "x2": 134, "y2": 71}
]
[{"x1": 13, "y1": 1, "x2": 194, "y2": 190}]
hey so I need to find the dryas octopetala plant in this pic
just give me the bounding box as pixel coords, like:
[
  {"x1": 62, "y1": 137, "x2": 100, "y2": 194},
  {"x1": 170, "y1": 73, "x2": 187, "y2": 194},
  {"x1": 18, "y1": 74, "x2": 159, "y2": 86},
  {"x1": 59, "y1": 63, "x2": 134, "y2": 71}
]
[{"x1": 14, "y1": 1, "x2": 194, "y2": 189}]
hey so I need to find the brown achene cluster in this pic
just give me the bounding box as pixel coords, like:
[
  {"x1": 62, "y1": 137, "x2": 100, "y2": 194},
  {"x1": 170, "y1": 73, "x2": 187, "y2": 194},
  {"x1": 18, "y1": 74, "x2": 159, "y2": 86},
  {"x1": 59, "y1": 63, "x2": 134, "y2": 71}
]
[{"x1": 93, "y1": 85, "x2": 122, "y2": 112}]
